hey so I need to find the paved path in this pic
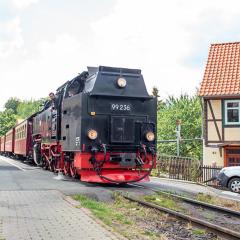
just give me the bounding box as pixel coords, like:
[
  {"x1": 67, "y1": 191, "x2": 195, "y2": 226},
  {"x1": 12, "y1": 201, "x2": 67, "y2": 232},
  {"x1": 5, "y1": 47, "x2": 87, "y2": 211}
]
[
  {"x1": 0, "y1": 157, "x2": 119, "y2": 240},
  {"x1": 146, "y1": 177, "x2": 240, "y2": 201},
  {"x1": 0, "y1": 156, "x2": 114, "y2": 201}
]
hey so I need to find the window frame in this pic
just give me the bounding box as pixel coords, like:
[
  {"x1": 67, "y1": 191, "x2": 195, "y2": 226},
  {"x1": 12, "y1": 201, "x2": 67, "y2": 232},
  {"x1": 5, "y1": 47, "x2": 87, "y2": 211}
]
[{"x1": 224, "y1": 99, "x2": 240, "y2": 126}]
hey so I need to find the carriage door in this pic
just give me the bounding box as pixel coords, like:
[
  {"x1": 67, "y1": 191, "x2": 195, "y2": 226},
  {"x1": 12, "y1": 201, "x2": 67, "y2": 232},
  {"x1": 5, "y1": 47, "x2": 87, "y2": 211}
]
[{"x1": 225, "y1": 147, "x2": 240, "y2": 166}]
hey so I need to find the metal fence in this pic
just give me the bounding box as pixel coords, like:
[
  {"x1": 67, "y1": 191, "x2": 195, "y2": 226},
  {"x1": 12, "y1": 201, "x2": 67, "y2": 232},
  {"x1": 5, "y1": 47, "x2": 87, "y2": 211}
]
[
  {"x1": 156, "y1": 155, "x2": 223, "y2": 185},
  {"x1": 197, "y1": 165, "x2": 223, "y2": 185}
]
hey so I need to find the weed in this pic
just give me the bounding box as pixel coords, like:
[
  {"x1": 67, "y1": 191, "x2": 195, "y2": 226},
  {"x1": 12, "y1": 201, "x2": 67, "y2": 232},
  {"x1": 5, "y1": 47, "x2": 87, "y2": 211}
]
[
  {"x1": 196, "y1": 193, "x2": 214, "y2": 204},
  {"x1": 192, "y1": 228, "x2": 206, "y2": 235},
  {"x1": 144, "y1": 193, "x2": 181, "y2": 211},
  {"x1": 73, "y1": 194, "x2": 132, "y2": 227}
]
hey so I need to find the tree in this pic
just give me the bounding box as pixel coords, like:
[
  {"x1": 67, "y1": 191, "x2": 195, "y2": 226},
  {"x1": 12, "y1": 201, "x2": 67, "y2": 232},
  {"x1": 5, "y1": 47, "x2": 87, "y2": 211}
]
[
  {"x1": 157, "y1": 94, "x2": 202, "y2": 159},
  {"x1": 0, "y1": 109, "x2": 17, "y2": 135},
  {"x1": 16, "y1": 98, "x2": 45, "y2": 119},
  {"x1": 0, "y1": 98, "x2": 46, "y2": 136},
  {"x1": 4, "y1": 98, "x2": 20, "y2": 114}
]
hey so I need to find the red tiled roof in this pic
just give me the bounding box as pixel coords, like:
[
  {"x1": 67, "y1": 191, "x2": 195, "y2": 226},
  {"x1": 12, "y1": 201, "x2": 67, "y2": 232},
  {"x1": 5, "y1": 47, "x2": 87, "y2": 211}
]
[{"x1": 199, "y1": 42, "x2": 240, "y2": 97}]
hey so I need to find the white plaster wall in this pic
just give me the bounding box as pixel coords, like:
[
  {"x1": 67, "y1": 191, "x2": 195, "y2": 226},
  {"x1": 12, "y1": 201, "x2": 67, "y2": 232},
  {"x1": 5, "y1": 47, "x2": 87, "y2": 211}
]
[
  {"x1": 207, "y1": 121, "x2": 222, "y2": 141},
  {"x1": 207, "y1": 100, "x2": 222, "y2": 119},
  {"x1": 225, "y1": 128, "x2": 240, "y2": 141},
  {"x1": 203, "y1": 144, "x2": 224, "y2": 166}
]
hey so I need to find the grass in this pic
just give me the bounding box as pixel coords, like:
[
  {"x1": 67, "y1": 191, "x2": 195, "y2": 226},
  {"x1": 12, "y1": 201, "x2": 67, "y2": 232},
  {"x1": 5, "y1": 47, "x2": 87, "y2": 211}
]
[
  {"x1": 144, "y1": 194, "x2": 178, "y2": 210},
  {"x1": 196, "y1": 193, "x2": 215, "y2": 204},
  {"x1": 73, "y1": 194, "x2": 131, "y2": 226},
  {"x1": 196, "y1": 193, "x2": 240, "y2": 211},
  {"x1": 143, "y1": 191, "x2": 188, "y2": 213},
  {"x1": 73, "y1": 193, "x2": 163, "y2": 239},
  {"x1": 191, "y1": 229, "x2": 206, "y2": 235}
]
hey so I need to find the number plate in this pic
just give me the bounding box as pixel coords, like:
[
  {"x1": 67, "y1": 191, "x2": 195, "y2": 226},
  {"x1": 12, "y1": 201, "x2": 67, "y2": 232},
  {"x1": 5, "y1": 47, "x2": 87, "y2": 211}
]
[{"x1": 111, "y1": 103, "x2": 131, "y2": 112}]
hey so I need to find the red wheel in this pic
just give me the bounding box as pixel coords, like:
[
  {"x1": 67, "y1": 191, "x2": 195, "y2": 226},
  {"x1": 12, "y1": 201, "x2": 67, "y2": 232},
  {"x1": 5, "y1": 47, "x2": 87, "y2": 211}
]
[
  {"x1": 50, "y1": 159, "x2": 57, "y2": 172},
  {"x1": 42, "y1": 157, "x2": 49, "y2": 170},
  {"x1": 69, "y1": 161, "x2": 78, "y2": 179},
  {"x1": 63, "y1": 161, "x2": 70, "y2": 176}
]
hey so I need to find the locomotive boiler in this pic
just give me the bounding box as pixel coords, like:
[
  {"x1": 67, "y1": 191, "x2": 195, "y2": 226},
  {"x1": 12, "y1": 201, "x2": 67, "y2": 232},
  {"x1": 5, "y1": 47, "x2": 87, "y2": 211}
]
[{"x1": 1, "y1": 66, "x2": 157, "y2": 184}]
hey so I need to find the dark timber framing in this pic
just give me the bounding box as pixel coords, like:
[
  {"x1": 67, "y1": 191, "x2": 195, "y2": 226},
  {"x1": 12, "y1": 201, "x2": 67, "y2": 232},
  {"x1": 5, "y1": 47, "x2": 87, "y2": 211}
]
[
  {"x1": 207, "y1": 99, "x2": 222, "y2": 141},
  {"x1": 204, "y1": 99, "x2": 208, "y2": 145},
  {"x1": 221, "y1": 100, "x2": 225, "y2": 142}
]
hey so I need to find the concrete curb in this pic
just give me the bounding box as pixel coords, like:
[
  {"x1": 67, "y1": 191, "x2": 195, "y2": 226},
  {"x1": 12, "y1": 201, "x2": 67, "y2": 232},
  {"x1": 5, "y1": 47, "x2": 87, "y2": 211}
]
[{"x1": 151, "y1": 176, "x2": 207, "y2": 187}]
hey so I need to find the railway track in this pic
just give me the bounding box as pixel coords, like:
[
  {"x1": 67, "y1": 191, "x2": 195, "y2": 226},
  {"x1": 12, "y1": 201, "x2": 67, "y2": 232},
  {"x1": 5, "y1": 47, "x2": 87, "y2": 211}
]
[
  {"x1": 129, "y1": 183, "x2": 240, "y2": 217},
  {"x1": 124, "y1": 183, "x2": 240, "y2": 239}
]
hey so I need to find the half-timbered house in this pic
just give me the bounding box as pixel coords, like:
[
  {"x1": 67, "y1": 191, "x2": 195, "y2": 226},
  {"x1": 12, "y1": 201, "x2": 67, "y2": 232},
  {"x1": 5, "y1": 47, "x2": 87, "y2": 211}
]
[{"x1": 199, "y1": 42, "x2": 240, "y2": 167}]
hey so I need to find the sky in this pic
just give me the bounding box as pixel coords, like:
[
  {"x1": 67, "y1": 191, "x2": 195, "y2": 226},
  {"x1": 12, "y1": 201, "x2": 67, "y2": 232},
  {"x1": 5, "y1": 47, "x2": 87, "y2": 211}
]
[{"x1": 0, "y1": 0, "x2": 240, "y2": 109}]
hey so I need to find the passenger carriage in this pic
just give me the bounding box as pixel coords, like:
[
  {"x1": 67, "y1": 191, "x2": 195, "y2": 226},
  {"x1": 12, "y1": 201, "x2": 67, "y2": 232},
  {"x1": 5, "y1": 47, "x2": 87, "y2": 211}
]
[
  {"x1": 4, "y1": 129, "x2": 15, "y2": 155},
  {"x1": 0, "y1": 136, "x2": 4, "y2": 153},
  {"x1": 14, "y1": 118, "x2": 34, "y2": 160}
]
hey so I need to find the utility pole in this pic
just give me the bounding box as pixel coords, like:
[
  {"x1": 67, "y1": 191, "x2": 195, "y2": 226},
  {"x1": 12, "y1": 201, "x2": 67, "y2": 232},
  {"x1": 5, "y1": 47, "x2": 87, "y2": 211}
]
[{"x1": 176, "y1": 120, "x2": 181, "y2": 156}]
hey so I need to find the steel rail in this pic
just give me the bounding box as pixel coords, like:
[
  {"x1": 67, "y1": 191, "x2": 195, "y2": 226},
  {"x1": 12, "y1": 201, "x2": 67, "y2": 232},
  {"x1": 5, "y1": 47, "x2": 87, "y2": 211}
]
[
  {"x1": 129, "y1": 183, "x2": 240, "y2": 217},
  {"x1": 123, "y1": 194, "x2": 240, "y2": 240}
]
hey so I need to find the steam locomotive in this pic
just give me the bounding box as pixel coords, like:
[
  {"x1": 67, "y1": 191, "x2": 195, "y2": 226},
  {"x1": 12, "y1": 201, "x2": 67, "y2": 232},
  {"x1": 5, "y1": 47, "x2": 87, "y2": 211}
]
[{"x1": 0, "y1": 66, "x2": 157, "y2": 183}]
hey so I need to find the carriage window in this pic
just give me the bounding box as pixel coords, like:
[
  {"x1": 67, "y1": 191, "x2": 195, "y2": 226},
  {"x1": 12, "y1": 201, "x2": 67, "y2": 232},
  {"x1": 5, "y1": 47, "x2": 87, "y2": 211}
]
[{"x1": 225, "y1": 100, "x2": 240, "y2": 125}]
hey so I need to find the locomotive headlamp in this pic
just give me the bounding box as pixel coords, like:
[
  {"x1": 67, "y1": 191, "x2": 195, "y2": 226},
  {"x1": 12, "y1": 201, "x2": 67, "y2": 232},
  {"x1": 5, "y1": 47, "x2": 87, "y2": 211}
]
[
  {"x1": 145, "y1": 131, "x2": 155, "y2": 142},
  {"x1": 87, "y1": 129, "x2": 98, "y2": 140},
  {"x1": 117, "y1": 77, "x2": 127, "y2": 88}
]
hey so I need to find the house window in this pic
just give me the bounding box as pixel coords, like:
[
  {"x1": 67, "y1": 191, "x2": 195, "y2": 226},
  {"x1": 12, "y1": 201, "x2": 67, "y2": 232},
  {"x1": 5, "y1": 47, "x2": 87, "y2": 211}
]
[{"x1": 225, "y1": 100, "x2": 240, "y2": 125}]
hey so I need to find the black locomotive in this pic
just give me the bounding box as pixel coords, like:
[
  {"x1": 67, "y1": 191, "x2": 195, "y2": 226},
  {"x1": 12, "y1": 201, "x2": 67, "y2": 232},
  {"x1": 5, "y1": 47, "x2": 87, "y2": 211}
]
[{"x1": 1, "y1": 66, "x2": 157, "y2": 183}]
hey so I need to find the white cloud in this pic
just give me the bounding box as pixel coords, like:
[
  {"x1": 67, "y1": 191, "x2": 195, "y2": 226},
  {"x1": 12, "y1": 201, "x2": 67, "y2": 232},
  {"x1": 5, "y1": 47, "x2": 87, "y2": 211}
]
[
  {"x1": 88, "y1": 1, "x2": 199, "y2": 95},
  {"x1": 11, "y1": 0, "x2": 39, "y2": 9},
  {"x1": 0, "y1": 33, "x2": 85, "y2": 103},
  {"x1": 0, "y1": 17, "x2": 24, "y2": 57}
]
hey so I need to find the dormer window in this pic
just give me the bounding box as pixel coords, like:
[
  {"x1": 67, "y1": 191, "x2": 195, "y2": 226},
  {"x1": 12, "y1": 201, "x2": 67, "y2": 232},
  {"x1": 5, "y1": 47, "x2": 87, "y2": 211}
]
[{"x1": 225, "y1": 100, "x2": 240, "y2": 125}]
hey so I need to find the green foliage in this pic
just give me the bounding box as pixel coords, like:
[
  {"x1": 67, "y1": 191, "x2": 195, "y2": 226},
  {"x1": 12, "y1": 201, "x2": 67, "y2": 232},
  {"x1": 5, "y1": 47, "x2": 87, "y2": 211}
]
[
  {"x1": 0, "y1": 109, "x2": 17, "y2": 135},
  {"x1": 4, "y1": 97, "x2": 20, "y2": 114},
  {"x1": 157, "y1": 94, "x2": 202, "y2": 159},
  {"x1": 0, "y1": 97, "x2": 45, "y2": 136},
  {"x1": 16, "y1": 98, "x2": 45, "y2": 119}
]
